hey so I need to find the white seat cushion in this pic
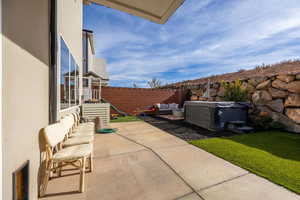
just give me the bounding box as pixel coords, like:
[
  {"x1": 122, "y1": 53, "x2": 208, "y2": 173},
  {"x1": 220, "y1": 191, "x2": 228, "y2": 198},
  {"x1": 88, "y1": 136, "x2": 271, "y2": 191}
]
[
  {"x1": 72, "y1": 129, "x2": 94, "y2": 136},
  {"x1": 79, "y1": 122, "x2": 95, "y2": 127},
  {"x1": 77, "y1": 126, "x2": 94, "y2": 132},
  {"x1": 63, "y1": 136, "x2": 93, "y2": 147},
  {"x1": 53, "y1": 144, "x2": 92, "y2": 161}
]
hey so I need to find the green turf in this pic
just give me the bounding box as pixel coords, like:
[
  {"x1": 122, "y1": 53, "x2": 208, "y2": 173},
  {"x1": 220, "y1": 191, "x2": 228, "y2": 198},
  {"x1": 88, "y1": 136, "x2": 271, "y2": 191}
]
[
  {"x1": 189, "y1": 131, "x2": 300, "y2": 194},
  {"x1": 110, "y1": 116, "x2": 141, "y2": 123}
]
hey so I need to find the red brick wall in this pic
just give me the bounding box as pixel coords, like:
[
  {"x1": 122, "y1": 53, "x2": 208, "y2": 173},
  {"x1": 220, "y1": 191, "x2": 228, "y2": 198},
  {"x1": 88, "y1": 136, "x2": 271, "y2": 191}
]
[{"x1": 101, "y1": 87, "x2": 188, "y2": 115}]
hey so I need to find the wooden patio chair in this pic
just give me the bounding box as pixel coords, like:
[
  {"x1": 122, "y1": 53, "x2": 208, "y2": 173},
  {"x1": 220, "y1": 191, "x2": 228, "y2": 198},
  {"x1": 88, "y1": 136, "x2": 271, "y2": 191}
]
[
  {"x1": 61, "y1": 116, "x2": 94, "y2": 146},
  {"x1": 40, "y1": 123, "x2": 92, "y2": 197},
  {"x1": 60, "y1": 116, "x2": 94, "y2": 172},
  {"x1": 73, "y1": 112, "x2": 95, "y2": 130},
  {"x1": 65, "y1": 115, "x2": 95, "y2": 137}
]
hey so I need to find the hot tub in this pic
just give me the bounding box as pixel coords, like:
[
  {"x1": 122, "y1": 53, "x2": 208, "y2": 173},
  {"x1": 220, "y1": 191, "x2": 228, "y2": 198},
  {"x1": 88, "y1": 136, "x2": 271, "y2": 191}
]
[{"x1": 184, "y1": 101, "x2": 250, "y2": 131}]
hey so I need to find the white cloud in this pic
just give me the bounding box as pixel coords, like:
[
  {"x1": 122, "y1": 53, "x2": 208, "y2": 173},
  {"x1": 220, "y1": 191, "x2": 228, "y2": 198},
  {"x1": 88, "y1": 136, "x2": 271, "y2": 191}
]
[{"x1": 84, "y1": 0, "x2": 300, "y2": 87}]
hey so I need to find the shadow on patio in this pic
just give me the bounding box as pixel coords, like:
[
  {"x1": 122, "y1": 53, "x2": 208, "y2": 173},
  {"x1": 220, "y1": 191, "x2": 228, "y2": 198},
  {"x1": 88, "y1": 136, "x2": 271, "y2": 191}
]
[{"x1": 40, "y1": 121, "x2": 299, "y2": 200}]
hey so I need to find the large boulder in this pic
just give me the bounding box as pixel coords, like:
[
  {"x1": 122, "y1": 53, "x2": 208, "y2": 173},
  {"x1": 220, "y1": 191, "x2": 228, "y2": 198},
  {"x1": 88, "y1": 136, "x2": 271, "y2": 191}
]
[
  {"x1": 266, "y1": 99, "x2": 284, "y2": 113},
  {"x1": 195, "y1": 89, "x2": 204, "y2": 97},
  {"x1": 257, "y1": 106, "x2": 300, "y2": 133},
  {"x1": 190, "y1": 89, "x2": 197, "y2": 95},
  {"x1": 256, "y1": 80, "x2": 271, "y2": 90},
  {"x1": 285, "y1": 94, "x2": 300, "y2": 107},
  {"x1": 252, "y1": 90, "x2": 272, "y2": 104},
  {"x1": 242, "y1": 82, "x2": 255, "y2": 93},
  {"x1": 276, "y1": 75, "x2": 295, "y2": 83},
  {"x1": 212, "y1": 82, "x2": 220, "y2": 89},
  {"x1": 285, "y1": 108, "x2": 300, "y2": 124},
  {"x1": 248, "y1": 76, "x2": 267, "y2": 87},
  {"x1": 286, "y1": 81, "x2": 300, "y2": 93},
  {"x1": 215, "y1": 96, "x2": 222, "y2": 101},
  {"x1": 272, "y1": 79, "x2": 288, "y2": 90},
  {"x1": 268, "y1": 87, "x2": 288, "y2": 98},
  {"x1": 210, "y1": 88, "x2": 218, "y2": 97},
  {"x1": 217, "y1": 87, "x2": 226, "y2": 97}
]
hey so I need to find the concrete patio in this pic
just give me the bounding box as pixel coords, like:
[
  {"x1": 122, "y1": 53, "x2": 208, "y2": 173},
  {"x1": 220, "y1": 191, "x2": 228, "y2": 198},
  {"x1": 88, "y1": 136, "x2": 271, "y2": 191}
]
[{"x1": 41, "y1": 121, "x2": 299, "y2": 200}]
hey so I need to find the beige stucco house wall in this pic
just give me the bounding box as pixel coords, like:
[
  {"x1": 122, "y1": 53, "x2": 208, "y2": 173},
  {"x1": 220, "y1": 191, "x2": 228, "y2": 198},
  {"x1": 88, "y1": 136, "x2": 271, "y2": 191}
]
[
  {"x1": 1, "y1": 0, "x2": 182, "y2": 199},
  {"x1": 2, "y1": 0, "x2": 50, "y2": 199},
  {"x1": 2, "y1": 0, "x2": 83, "y2": 199},
  {"x1": 57, "y1": 0, "x2": 83, "y2": 115}
]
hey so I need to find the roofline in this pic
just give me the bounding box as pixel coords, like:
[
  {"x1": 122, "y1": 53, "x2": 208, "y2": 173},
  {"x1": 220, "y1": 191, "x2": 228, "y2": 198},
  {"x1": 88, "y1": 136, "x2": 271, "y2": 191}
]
[{"x1": 87, "y1": 0, "x2": 185, "y2": 24}]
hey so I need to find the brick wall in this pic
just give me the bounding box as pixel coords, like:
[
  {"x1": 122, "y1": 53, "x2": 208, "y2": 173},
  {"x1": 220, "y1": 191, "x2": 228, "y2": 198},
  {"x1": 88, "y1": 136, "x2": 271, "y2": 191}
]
[{"x1": 101, "y1": 87, "x2": 187, "y2": 115}]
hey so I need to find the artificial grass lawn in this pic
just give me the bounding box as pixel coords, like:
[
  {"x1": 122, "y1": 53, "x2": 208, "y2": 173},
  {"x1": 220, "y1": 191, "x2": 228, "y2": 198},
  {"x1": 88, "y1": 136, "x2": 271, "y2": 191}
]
[
  {"x1": 189, "y1": 131, "x2": 300, "y2": 194},
  {"x1": 110, "y1": 115, "x2": 141, "y2": 123}
]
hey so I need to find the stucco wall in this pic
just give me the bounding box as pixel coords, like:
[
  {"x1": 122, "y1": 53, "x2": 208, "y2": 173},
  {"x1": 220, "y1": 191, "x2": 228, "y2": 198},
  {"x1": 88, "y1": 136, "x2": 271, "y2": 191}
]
[
  {"x1": 57, "y1": 0, "x2": 83, "y2": 110},
  {"x1": 2, "y1": 0, "x2": 50, "y2": 199},
  {"x1": 57, "y1": 0, "x2": 82, "y2": 66}
]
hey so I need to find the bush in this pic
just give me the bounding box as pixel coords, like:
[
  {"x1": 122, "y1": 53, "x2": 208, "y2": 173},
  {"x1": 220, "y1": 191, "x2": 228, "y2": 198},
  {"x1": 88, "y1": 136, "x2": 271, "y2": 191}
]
[
  {"x1": 250, "y1": 112, "x2": 285, "y2": 131},
  {"x1": 221, "y1": 79, "x2": 248, "y2": 102}
]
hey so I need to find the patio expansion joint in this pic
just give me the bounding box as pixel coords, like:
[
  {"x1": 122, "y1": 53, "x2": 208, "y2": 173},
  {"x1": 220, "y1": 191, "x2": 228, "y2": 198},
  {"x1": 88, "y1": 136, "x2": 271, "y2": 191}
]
[
  {"x1": 116, "y1": 133, "x2": 206, "y2": 200},
  {"x1": 174, "y1": 191, "x2": 201, "y2": 200},
  {"x1": 150, "y1": 143, "x2": 190, "y2": 150},
  {"x1": 93, "y1": 149, "x2": 150, "y2": 160},
  {"x1": 196, "y1": 172, "x2": 250, "y2": 193}
]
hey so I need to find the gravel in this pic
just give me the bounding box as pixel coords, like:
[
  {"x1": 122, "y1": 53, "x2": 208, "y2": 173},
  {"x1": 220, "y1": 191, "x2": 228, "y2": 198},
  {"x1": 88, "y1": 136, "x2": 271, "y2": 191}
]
[{"x1": 140, "y1": 116, "x2": 238, "y2": 141}]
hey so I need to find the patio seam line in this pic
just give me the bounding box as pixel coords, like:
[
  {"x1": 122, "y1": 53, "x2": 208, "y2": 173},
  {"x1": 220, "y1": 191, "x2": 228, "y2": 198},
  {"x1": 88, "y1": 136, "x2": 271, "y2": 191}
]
[
  {"x1": 115, "y1": 133, "x2": 206, "y2": 200},
  {"x1": 174, "y1": 191, "x2": 199, "y2": 200},
  {"x1": 148, "y1": 143, "x2": 190, "y2": 150},
  {"x1": 196, "y1": 172, "x2": 250, "y2": 192},
  {"x1": 92, "y1": 149, "x2": 149, "y2": 160}
]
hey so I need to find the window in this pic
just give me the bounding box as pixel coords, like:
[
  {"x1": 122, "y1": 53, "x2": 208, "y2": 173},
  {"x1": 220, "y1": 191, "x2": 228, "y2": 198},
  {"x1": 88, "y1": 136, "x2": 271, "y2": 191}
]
[{"x1": 60, "y1": 37, "x2": 80, "y2": 110}]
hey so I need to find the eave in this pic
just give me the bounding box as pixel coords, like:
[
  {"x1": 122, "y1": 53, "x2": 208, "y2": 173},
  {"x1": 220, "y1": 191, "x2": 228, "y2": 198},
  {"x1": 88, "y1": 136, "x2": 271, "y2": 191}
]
[{"x1": 84, "y1": 0, "x2": 185, "y2": 24}]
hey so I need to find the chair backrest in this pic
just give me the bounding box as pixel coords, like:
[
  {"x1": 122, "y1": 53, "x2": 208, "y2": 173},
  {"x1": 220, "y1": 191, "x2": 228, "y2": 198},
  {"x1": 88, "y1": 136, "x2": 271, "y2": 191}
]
[
  {"x1": 60, "y1": 117, "x2": 72, "y2": 132},
  {"x1": 64, "y1": 115, "x2": 75, "y2": 129},
  {"x1": 75, "y1": 112, "x2": 80, "y2": 122},
  {"x1": 72, "y1": 113, "x2": 79, "y2": 125},
  {"x1": 43, "y1": 123, "x2": 66, "y2": 147}
]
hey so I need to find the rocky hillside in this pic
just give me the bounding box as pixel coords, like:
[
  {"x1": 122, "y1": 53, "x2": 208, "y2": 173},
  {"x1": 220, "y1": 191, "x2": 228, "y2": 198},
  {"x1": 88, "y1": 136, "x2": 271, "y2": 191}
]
[
  {"x1": 163, "y1": 60, "x2": 300, "y2": 133},
  {"x1": 165, "y1": 60, "x2": 300, "y2": 88}
]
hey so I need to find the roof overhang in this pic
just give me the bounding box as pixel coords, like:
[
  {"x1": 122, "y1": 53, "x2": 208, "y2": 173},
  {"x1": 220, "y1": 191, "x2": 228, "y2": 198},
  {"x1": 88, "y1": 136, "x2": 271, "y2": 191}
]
[{"x1": 84, "y1": 0, "x2": 185, "y2": 24}]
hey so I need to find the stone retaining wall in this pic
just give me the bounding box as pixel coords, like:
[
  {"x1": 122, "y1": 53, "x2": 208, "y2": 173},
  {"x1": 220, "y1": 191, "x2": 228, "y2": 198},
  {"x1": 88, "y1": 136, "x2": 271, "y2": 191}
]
[{"x1": 169, "y1": 72, "x2": 300, "y2": 133}]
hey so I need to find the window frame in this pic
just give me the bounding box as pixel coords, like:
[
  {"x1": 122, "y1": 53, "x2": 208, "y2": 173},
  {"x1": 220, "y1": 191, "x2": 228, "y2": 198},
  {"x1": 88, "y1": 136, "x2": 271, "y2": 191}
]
[{"x1": 59, "y1": 35, "x2": 81, "y2": 111}]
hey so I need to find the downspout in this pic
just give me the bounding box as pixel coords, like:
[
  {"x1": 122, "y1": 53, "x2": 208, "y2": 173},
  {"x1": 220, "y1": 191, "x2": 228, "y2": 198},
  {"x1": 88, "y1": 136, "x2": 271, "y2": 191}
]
[
  {"x1": 49, "y1": 0, "x2": 57, "y2": 123},
  {"x1": 0, "y1": 0, "x2": 3, "y2": 197}
]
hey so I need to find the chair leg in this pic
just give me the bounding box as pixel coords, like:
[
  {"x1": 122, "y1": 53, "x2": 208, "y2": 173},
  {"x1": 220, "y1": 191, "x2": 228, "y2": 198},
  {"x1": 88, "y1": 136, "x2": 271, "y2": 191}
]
[
  {"x1": 79, "y1": 157, "x2": 86, "y2": 193},
  {"x1": 50, "y1": 162, "x2": 54, "y2": 178},
  {"x1": 89, "y1": 153, "x2": 93, "y2": 172},
  {"x1": 58, "y1": 162, "x2": 62, "y2": 177},
  {"x1": 40, "y1": 169, "x2": 50, "y2": 197}
]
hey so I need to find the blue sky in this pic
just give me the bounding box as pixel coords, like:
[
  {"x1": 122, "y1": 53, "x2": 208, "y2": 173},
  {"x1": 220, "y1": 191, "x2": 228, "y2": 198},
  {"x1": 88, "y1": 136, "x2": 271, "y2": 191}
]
[{"x1": 83, "y1": 0, "x2": 300, "y2": 87}]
